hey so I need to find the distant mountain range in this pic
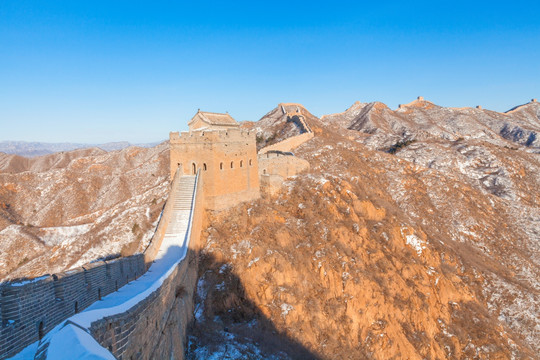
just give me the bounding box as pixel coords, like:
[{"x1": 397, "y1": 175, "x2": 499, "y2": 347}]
[{"x1": 0, "y1": 140, "x2": 164, "y2": 157}]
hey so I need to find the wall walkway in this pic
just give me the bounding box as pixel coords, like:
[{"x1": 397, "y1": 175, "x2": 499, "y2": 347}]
[
  {"x1": 258, "y1": 113, "x2": 314, "y2": 155},
  {"x1": 2, "y1": 170, "x2": 204, "y2": 360}
]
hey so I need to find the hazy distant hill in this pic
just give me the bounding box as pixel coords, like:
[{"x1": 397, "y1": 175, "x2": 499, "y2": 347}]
[{"x1": 0, "y1": 140, "x2": 164, "y2": 157}]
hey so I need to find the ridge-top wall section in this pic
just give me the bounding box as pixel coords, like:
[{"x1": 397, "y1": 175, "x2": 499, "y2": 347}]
[
  {"x1": 0, "y1": 170, "x2": 183, "y2": 360},
  {"x1": 258, "y1": 114, "x2": 314, "y2": 155},
  {"x1": 0, "y1": 256, "x2": 145, "y2": 359},
  {"x1": 89, "y1": 172, "x2": 205, "y2": 360}
]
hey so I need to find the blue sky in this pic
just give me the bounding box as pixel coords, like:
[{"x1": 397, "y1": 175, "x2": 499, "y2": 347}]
[{"x1": 1, "y1": 1, "x2": 539, "y2": 143}]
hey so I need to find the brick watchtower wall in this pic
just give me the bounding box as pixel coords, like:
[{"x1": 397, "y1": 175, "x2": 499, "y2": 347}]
[{"x1": 170, "y1": 129, "x2": 260, "y2": 210}]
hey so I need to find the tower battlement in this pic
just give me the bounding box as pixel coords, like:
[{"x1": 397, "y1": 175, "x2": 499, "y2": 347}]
[
  {"x1": 170, "y1": 128, "x2": 255, "y2": 144},
  {"x1": 169, "y1": 111, "x2": 260, "y2": 210}
]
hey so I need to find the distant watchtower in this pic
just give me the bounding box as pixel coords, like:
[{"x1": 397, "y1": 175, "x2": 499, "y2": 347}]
[{"x1": 169, "y1": 111, "x2": 260, "y2": 210}]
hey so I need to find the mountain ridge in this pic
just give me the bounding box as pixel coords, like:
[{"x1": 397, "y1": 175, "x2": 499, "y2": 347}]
[{"x1": 0, "y1": 140, "x2": 165, "y2": 157}]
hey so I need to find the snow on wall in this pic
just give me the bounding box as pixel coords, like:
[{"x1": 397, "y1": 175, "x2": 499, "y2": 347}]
[
  {"x1": 1, "y1": 255, "x2": 145, "y2": 359},
  {"x1": 4, "y1": 172, "x2": 204, "y2": 360},
  {"x1": 2, "y1": 172, "x2": 204, "y2": 360}
]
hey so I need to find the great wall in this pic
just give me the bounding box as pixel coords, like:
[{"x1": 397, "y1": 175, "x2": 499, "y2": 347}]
[{"x1": 0, "y1": 105, "x2": 314, "y2": 359}]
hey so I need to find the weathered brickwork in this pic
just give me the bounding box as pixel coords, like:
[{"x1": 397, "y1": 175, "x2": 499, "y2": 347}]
[
  {"x1": 28, "y1": 171, "x2": 203, "y2": 360},
  {"x1": 89, "y1": 171, "x2": 204, "y2": 360},
  {"x1": 257, "y1": 112, "x2": 313, "y2": 195},
  {"x1": 143, "y1": 167, "x2": 183, "y2": 266},
  {"x1": 0, "y1": 255, "x2": 145, "y2": 359},
  {"x1": 1, "y1": 162, "x2": 203, "y2": 360},
  {"x1": 90, "y1": 251, "x2": 199, "y2": 359},
  {"x1": 258, "y1": 111, "x2": 313, "y2": 155},
  {"x1": 258, "y1": 131, "x2": 314, "y2": 155},
  {"x1": 258, "y1": 151, "x2": 310, "y2": 178},
  {"x1": 258, "y1": 152, "x2": 310, "y2": 195},
  {"x1": 170, "y1": 127, "x2": 260, "y2": 210}
]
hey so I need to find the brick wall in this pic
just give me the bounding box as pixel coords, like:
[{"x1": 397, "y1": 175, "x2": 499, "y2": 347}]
[
  {"x1": 170, "y1": 128, "x2": 260, "y2": 210},
  {"x1": 2, "y1": 158, "x2": 205, "y2": 360},
  {"x1": 89, "y1": 172, "x2": 205, "y2": 360},
  {"x1": 143, "y1": 168, "x2": 182, "y2": 266},
  {"x1": 258, "y1": 113, "x2": 313, "y2": 155},
  {"x1": 258, "y1": 131, "x2": 314, "y2": 155},
  {"x1": 0, "y1": 255, "x2": 145, "y2": 359}
]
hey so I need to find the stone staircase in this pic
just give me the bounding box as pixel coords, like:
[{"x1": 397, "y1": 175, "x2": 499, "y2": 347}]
[
  {"x1": 164, "y1": 175, "x2": 196, "y2": 238},
  {"x1": 30, "y1": 174, "x2": 200, "y2": 360}
]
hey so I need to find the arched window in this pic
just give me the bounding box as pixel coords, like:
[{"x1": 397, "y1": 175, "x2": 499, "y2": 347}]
[
  {"x1": 203, "y1": 163, "x2": 207, "y2": 171},
  {"x1": 263, "y1": 169, "x2": 267, "y2": 174},
  {"x1": 230, "y1": 161, "x2": 234, "y2": 169},
  {"x1": 240, "y1": 160, "x2": 243, "y2": 168},
  {"x1": 192, "y1": 163, "x2": 196, "y2": 175},
  {"x1": 249, "y1": 159, "x2": 252, "y2": 166},
  {"x1": 220, "y1": 162, "x2": 223, "y2": 170}
]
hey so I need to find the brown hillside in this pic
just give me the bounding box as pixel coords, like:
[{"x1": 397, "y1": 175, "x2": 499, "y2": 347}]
[
  {"x1": 189, "y1": 102, "x2": 539, "y2": 359},
  {"x1": 0, "y1": 143, "x2": 170, "y2": 281}
]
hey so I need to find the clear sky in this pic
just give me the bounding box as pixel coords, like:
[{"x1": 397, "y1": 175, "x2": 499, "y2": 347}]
[{"x1": 1, "y1": 0, "x2": 539, "y2": 143}]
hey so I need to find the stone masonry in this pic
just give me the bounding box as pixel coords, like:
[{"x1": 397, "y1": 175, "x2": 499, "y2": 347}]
[
  {"x1": 170, "y1": 111, "x2": 260, "y2": 210},
  {"x1": 0, "y1": 255, "x2": 145, "y2": 359}
]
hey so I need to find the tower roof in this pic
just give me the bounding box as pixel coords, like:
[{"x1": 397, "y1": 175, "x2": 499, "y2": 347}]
[{"x1": 188, "y1": 110, "x2": 239, "y2": 128}]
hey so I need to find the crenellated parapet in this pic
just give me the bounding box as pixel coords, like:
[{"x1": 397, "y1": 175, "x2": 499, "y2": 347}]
[
  {"x1": 0, "y1": 255, "x2": 145, "y2": 359},
  {"x1": 170, "y1": 128, "x2": 256, "y2": 144}
]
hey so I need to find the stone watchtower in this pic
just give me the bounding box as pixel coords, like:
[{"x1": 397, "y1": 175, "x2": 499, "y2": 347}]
[{"x1": 169, "y1": 111, "x2": 260, "y2": 210}]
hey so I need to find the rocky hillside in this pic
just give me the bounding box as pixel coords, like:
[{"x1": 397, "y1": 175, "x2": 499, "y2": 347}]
[
  {"x1": 321, "y1": 97, "x2": 540, "y2": 152},
  {"x1": 0, "y1": 143, "x2": 170, "y2": 281},
  {"x1": 0, "y1": 140, "x2": 161, "y2": 157},
  {"x1": 189, "y1": 101, "x2": 539, "y2": 359}
]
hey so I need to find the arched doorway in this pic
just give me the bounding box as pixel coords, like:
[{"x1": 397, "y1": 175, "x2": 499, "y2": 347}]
[
  {"x1": 192, "y1": 163, "x2": 196, "y2": 175},
  {"x1": 38, "y1": 321, "x2": 44, "y2": 340}
]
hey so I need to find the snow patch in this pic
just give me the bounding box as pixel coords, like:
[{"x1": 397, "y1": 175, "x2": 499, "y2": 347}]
[
  {"x1": 9, "y1": 275, "x2": 49, "y2": 287},
  {"x1": 281, "y1": 303, "x2": 293, "y2": 316},
  {"x1": 39, "y1": 224, "x2": 93, "y2": 246},
  {"x1": 401, "y1": 229, "x2": 426, "y2": 256},
  {"x1": 247, "y1": 257, "x2": 260, "y2": 268}
]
